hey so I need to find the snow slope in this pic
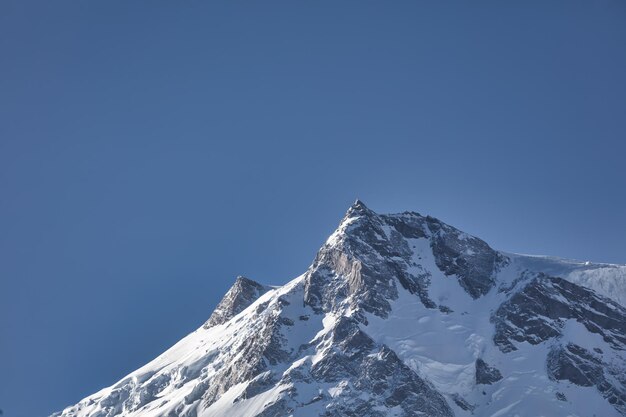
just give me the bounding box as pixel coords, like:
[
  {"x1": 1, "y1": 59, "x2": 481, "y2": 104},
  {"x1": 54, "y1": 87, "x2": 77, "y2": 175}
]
[{"x1": 505, "y1": 252, "x2": 626, "y2": 306}]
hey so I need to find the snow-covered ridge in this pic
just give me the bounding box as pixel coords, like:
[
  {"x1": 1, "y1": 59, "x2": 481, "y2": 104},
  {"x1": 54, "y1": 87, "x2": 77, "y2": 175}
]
[
  {"x1": 503, "y1": 252, "x2": 626, "y2": 306},
  {"x1": 52, "y1": 201, "x2": 626, "y2": 417}
]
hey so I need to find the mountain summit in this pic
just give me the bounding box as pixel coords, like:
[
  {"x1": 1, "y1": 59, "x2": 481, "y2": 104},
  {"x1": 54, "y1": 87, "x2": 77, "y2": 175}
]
[{"x1": 53, "y1": 203, "x2": 626, "y2": 417}]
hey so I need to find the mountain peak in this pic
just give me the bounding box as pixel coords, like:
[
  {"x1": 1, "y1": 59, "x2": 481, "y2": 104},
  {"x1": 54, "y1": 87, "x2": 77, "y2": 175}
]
[
  {"x1": 352, "y1": 198, "x2": 367, "y2": 209},
  {"x1": 345, "y1": 198, "x2": 376, "y2": 219},
  {"x1": 233, "y1": 275, "x2": 260, "y2": 287},
  {"x1": 203, "y1": 275, "x2": 268, "y2": 329}
]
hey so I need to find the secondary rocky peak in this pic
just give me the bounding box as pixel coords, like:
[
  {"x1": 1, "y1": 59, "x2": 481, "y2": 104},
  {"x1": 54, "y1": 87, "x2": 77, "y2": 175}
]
[
  {"x1": 233, "y1": 275, "x2": 262, "y2": 288},
  {"x1": 203, "y1": 275, "x2": 269, "y2": 329}
]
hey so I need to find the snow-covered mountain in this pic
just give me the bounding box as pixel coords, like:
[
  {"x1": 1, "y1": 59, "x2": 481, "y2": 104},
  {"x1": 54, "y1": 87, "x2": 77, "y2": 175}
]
[{"x1": 53, "y1": 201, "x2": 626, "y2": 417}]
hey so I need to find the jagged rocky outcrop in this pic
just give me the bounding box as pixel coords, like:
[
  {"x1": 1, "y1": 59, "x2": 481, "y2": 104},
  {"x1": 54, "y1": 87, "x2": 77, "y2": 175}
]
[
  {"x1": 277, "y1": 316, "x2": 454, "y2": 417},
  {"x1": 303, "y1": 200, "x2": 506, "y2": 321},
  {"x1": 547, "y1": 343, "x2": 626, "y2": 414},
  {"x1": 493, "y1": 273, "x2": 626, "y2": 352},
  {"x1": 475, "y1": 358, "x2": 502, "y2": 385},
  {"x1": 304, "y1": 201, "x2": 414, "y2": 319},
  {"x1": 424, "y1": 216, "x2": 507, "y2": 298},
  {"x1": 204, "y1": 276, "x2": 269, "y2": 328},
  {"x1": 52, "y1": 201, "x2": 626, "y2": 417}
]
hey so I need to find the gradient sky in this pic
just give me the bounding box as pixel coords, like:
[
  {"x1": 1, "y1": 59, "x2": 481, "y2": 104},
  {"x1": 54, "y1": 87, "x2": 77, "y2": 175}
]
[{"x1": 1, "y1": 1, "x2": 625, "y2": 416}]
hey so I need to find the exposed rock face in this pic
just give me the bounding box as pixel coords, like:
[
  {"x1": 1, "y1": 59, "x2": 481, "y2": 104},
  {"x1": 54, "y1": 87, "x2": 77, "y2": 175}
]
[
  {"x1": 203, "y1": 276, "x2": 269, "y2": 328},
  {"x1": 547, "y1": 343, "x2": 626, "y2": 414},
  {"x1": 475, "y1": 358, "x2": 502, "y2": 385},
  {"x1": 304, "y1": 317, "x2": 453, "y2": 417},
  {"x1": 304, "y1": 200, "x2": 506, "y2": 322},
  {"x1": 424, "y1": 216, "x2": 507, "y2": 298},
  {"x1": 304, "y1": 201, "x2": 409, "y2": 319},
  {"x1": 52, "y1": 201, "x2": 626, "y2": 417},
  {"x1": 493, "y1": 273, "x2": 626, "y2": 353}
]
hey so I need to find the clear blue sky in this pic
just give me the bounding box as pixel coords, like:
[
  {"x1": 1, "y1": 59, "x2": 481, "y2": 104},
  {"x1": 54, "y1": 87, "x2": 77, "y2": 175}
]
[{"x1": 1, "y1": 1, "x2": 625, "y2": 416}]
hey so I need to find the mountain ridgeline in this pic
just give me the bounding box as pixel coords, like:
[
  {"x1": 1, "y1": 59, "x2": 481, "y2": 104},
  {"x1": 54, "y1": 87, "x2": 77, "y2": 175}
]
[{"x1": 53, "y1": 201, "x2": 626, "y2": 417}]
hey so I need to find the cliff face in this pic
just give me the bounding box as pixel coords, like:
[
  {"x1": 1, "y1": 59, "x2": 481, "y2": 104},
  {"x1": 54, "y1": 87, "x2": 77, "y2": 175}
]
[{"x1": 53, "y1": 201, "x2": 626, "y2": 417}]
